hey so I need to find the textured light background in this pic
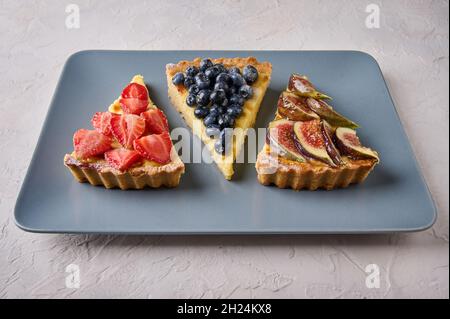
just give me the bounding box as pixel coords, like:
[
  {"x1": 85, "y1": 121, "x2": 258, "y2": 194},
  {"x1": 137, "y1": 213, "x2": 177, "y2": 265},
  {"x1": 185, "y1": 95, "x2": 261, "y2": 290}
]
[{"x1": 0, "y1": 0, "x2": 448, "y2": 299}]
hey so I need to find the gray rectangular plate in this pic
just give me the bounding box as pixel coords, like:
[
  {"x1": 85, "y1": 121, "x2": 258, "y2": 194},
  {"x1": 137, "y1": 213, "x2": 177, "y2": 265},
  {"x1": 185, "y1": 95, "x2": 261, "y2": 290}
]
[{"x1": 14, "y1": 50, "x2": 436, "y2": 234}]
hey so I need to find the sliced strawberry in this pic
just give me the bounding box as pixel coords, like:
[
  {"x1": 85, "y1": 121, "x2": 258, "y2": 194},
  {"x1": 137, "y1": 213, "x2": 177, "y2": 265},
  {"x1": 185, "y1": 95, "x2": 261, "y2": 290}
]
[
  {"x1": 140, "y1": 109, "x2": 169, "y2": 134},
  {"x1": 122, "y1": 83, "x2": 148, "y2": 100},
  {"x1": 120, "y1": 83, "x2": 149, "y2": 114},
  {"x1": 110, "y1": 114, "x2": 146, "y2": 149},
  {"x1": 119, "y1": 97, "x2": 149, "y2": 115},
  {"x1": 73, "y1": 129, "x2": 112, "y2": 159},
  {"x1": 91, "y1": 112, "x2": 118, "y2": 137},
  {"x1": 133, "y1": 132, "x2": 172, "y2": 164},
  {"x1": 104, "y1": 148, "x2": 142, "y2": 171}
]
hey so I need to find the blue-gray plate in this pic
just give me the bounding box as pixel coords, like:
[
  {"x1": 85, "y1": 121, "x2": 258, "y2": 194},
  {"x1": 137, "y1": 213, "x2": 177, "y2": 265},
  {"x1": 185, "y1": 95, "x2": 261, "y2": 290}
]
[{"x1": 14, "y1": 50, "x2": 436, "y2": 234}]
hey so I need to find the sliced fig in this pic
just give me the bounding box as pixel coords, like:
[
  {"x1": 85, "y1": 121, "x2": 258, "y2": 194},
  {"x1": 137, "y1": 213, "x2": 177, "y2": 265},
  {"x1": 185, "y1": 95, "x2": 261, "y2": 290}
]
[
  {"x1": 293, "y1": 120, "x2": 335, "y2": 166},
  {"x1": 321, "y1": 120, "x2": 344, "y2": 166},
  {"x1": 287, "y1": 74, "x2": 331, "y2": 100},
  {"x1": 306, "y1": 98, "x2": 359, "y2": 129},
  {"x1": 277, "y1": 91, "x2": 319, "y2": 121},
  {"x1": 335, "y1": 127, "x2": 379, "y2": 161},
  {"x1": 267, "y1": 119, "x2": 306, "y2": 162}
]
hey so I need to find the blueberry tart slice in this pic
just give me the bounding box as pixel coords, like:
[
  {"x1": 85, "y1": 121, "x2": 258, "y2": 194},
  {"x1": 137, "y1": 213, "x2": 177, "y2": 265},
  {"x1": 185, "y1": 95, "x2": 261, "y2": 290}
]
[{"x1": 166, "y1": 57, "x2": 272, "y2": 180}]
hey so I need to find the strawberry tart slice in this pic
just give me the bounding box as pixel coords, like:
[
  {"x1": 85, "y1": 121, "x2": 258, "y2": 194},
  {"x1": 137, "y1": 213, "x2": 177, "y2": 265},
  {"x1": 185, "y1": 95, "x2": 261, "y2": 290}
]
[{"x1": 64, "y1": 75, "x2": 185, "y2": 189}]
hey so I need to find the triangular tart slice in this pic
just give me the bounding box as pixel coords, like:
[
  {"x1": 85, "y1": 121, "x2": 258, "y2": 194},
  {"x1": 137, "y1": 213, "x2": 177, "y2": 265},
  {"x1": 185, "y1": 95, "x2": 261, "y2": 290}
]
[
  {"x1": 166, "y1": 57, "x2": 272, "y2": 180},
  {"x1": 256, "y1": 73, "x2": 379, "y2": 190},
  {"x1": 64, "y1": 75, "x2": 185, "y2": 189}
]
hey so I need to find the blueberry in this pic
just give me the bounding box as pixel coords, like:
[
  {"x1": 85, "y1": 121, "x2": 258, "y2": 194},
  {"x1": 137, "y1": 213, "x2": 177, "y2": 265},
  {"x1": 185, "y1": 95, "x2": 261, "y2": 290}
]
[
  {"x1": 206, "y1": 125, "x2": 221, "y2": 138},
  {"x1": 214, "y1": 138, "x2": 225, "y2": 155},
  {"x1": 214, "y1": 82, "x2": 229, "y2": 92},
  {"x1": 195, "y1": 72, "x2": 210, "y2": 89},
  {"x1": 228, "y1": 117, "x2": 236, "y2": 128},
  {"x1": 218, "y1": 97, "x2": 228, "y2": 107},
  {"x1": 188, "y1": 84, "x2": 200, "y2": 95},
  {"x1": 230, "y1": 73, "x2": 246, "y2": 87},
  {"x1": 194, "y1": 106, "x2": 209, "y2": 119},
  {"x1": 214, "y1": 63, "x2": 227, "y2": 74},
  {"x1": 239, "y1": 84, "x2": 253, "y2": 99},
  {"x1": 186, "y1": 94, "x2": 197, "y2": 107},
  {"x1": 220, "y1": 127, "x2": 233, "y2": 143},
  {"x1": 219, "y1": 128, "x2": 227, "y2": 139},
  {"x1": 209, "y1": 105, "x2": 220, "y2": 117},
  {"x1": 228, "y1": 116, "x2": 235, "y2": 127},
  {"x1": 196, "y1": 89, "x2": 211, "y2": 106},
  {"x1": 210, "y1": 89, "x2": 226, "y2": 104},
  {"x1": 205, "y1": 66, "x2": 220, "y2": 80},
  {"x1": 228, "y1": 66, "x2": 241, "y2": 75},
  {"x1": 216, "y1": 105, "x2": 227, "y2": 115},
  {"x1": 227, "y1": 105, "x2": 243, "y2": 118},
  {"x1": 204, "y1": 114, "x2": 218, "y2": 128},
  {"x1": 216, "y1": 73, "x2": 232, "y2": 85},
  {"x1": 200, "y1": 58, "x2": 213, "y2": 72},
  {"x1": 185, "y1": 66, "x2": 199, "y2": 77},
  {"x1": 224, "y1": 114, "x2": 235, "y2": 127},
  {"x1": 229, "y1": 86, "x2": 237, "y2": 95},
  {"x1": 229, "y1": 94, "x2": 245, "y2": 106},
  {"x1": 215, "y1": 128, "x2": 232, "y2": 154},
  {"x1": 172, "y1": 72, "x2": 185, "y2": 86},
  {"x1": 184, "y1": 76, "x2": 195, "y2": 89},
  {"x1": 243, "y1": 65, "x2": 258, "y2": 84},
  {"x1": 218, "y1": 114, "x2": 234, "y2": 129}
]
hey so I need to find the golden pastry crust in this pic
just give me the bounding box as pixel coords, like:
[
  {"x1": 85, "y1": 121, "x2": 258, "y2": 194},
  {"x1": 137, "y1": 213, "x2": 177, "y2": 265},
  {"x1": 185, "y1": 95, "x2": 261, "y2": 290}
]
[
  {"x1": 166, "y1": 57, "x2": 272, "y2": 180},
  {"x1": 64, "y1": 152, "x2": 185, "y2": 189},
  {"x1": 166, "y1": 57, "x2": 272, "y2": 79},
  {"x1": 256, "y1": 145, "x2": 378, "y2": 190}
]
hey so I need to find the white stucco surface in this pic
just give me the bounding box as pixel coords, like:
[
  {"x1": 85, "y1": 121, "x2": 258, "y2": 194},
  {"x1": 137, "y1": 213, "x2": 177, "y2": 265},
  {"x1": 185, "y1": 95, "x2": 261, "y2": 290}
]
[{"x1": 0, "y1": 0, "x2": 448, "y2": 298}]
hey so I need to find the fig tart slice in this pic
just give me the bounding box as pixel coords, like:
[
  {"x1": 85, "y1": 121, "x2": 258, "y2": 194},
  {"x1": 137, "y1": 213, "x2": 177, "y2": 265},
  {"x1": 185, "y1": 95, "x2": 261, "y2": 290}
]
[
  {"x1": 166, "y1": 57, "x2": 272, "y2": 180},
  {"x1": 256, "y1": 74, "x2": 379, "y2": 190},
  {"x1": 64, "y1": 75, "x2": 185, "y2": 189}
]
